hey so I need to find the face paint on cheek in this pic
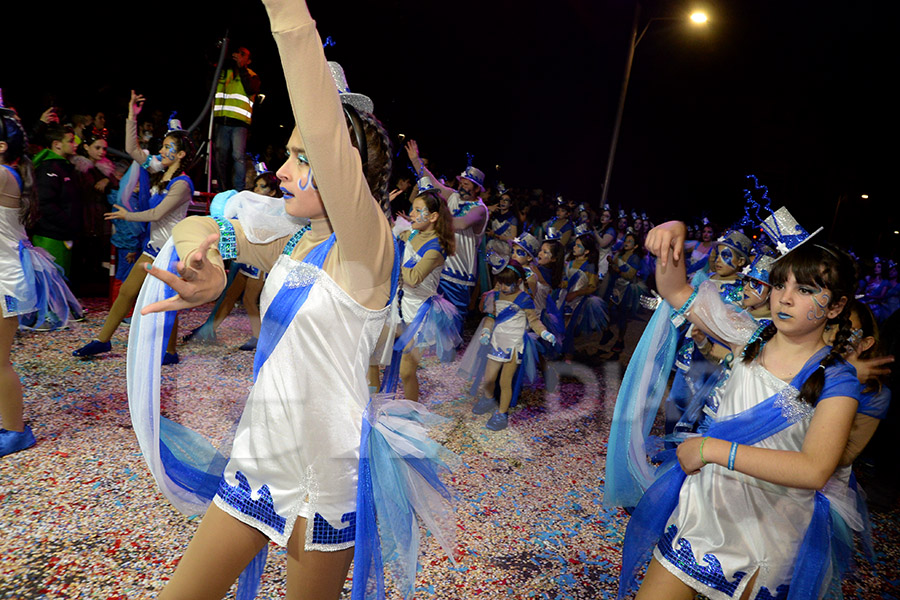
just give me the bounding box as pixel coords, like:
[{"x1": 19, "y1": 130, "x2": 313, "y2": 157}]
[
  {"x1": 807, "y1": 288, "x2": 831, "y2": 321},
  {"x1": 298, "y1": 168, "x2": 317, "y2": 191},
  {"x1": 718, "y1": 248, "x2": 735, "y2": 268},
  {"x1": 163, "y1": 143, "x2": 177, "y2": 161}
]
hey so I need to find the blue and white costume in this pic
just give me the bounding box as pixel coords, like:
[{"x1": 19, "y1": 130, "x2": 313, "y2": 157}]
[
  {"x1": 611, "y1": 285, "x2": 861, "y2": 600},
  {"x1": 391, "y1": 230, "x2": 461, "y2": 363},
  {"x1": 0, "y1": 164, "x2": 83, "y2": 329},
  {"x1": 457, "y1": 290, "x2": 543, "y2": 408},
  {"x1": 438, "y1": 193, "x2": 488, "y2": 326}
]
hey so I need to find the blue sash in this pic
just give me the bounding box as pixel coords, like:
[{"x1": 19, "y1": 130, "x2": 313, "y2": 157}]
[{"x1": 618, "y1": 347, "x2": 860, "y2": 600}]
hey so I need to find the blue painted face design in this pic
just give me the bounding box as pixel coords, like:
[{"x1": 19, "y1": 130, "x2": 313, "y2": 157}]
[
  {"x1": 807, "y1": 287, "x2": 831, "y2": 321},
  {"x1": 512, "y1": 246, "x2": 530, "y2": 259},
  {"x1": 413, "y1": 206, "x2": 430, "y2": 223},
  {"x1": 718, "y1": 247, "x2": 735, "y2": 268},
  {"x1": 163, "y1": 142, "x2": 178, "y2": 161},
  {"x1": 295, "y1": 154, "x2": 317, "y2": 191}
]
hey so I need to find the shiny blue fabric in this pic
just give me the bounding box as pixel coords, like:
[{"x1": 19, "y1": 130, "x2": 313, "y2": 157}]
[
  {"x1": 252, "y1": 233, "x2": 336, "y2": 380},
  {"x1": 352, "y1": 401, "x2": 455, "y2": 600},
  {"x1": 605, "y1": 302, "x2": 679, "y2": 508}
]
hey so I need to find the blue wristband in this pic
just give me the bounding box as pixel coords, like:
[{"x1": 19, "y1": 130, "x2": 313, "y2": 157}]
[
  {"x1": 727, "y1": 442, "x2": 739, "y2": 471},
  {"x1": 212, "y1": 217, "x2": 237, "y2": 260}
]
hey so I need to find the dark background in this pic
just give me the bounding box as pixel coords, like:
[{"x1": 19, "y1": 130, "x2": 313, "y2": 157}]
[{"x1": 3, "y1": 0, "x2": 895, "y2": 257}]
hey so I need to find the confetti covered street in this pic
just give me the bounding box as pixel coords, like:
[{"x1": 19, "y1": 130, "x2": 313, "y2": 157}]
[{"x1": 1, "y1": 299, "x2": 898, "y2": 599}]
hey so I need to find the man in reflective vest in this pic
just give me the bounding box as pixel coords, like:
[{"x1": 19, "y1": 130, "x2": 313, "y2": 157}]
[{"x1": 213, "y1": 46, "x2": 261, "y2": 191}]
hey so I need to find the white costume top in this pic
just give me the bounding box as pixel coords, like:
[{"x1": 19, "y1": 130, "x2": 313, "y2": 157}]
[
  {"x1": 214, "y1": 251, "x2": 390, "y2": 548},
  {"x1": 0, "y1": 206, "x2": 28, "y2": 316},
  {"x1": 653, "y1": 283, "x2": 858, "y2": 600},
  {"x1": 400, "y1": 233, "x2": 444, "y2": 324},
  {"x1": 441, "y1": 192, "x2": 487, "y2": 286},
  {"x1": 654, "y1": 358, "x2": 817, "y2": 600},
  {"x1": 485, "y1": 292, "x2": 530, "y2": 363}
]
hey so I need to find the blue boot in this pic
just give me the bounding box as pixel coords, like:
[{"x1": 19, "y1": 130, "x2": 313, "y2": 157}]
[
  {"x1": 0, "y1": 425, "x2": 36, "y2": 457},
  {"x1": 162, "y1": 352, "x2": 180, "y2": 365}
]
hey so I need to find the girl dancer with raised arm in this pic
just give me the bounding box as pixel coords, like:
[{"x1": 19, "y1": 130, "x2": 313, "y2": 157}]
[
  {"x1": 620, "y1": 216, "x2": 861, "y2": 600},
  {"x1": 73, "y1": 92, "x2": 194, "y2": 363},
  {"x1": 130, "y1": 1, "x2": 454, "y2": 597}
]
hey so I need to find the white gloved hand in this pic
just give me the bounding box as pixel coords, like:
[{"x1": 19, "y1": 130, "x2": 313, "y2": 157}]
[
  {"x1": 480, "y1": 328, "x2": 492, "y2": 345},
  {"x1": 541, "y1": 330, "x2": 556, "y2": 344}
]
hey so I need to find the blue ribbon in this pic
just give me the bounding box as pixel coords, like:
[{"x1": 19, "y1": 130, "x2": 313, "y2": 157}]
[{"x1": 253, "y1": 233, "x2": 337, "y2": 380}]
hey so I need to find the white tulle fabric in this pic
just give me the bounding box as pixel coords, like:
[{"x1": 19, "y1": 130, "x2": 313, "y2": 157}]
[
  {"x1": 686, "y1": 280, "x2": 759, "y2": 348},
  {"x1": 223, "y1": 190, "x2": 309, "y2": 244}
]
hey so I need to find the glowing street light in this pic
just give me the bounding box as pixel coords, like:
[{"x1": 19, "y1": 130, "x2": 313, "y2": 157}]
[
  {"x1": 600, "y1": 6, "x2": 711, "y2": 205},
  {"x1": 690, "y1": 11, "x2": 709, "y2": 24}
]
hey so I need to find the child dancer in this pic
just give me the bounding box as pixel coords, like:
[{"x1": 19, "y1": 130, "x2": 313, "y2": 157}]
[
  {"x1": 388, "y1": 179, "x2": 459, "y2": 401},
  {"x1": 558, "y1": 230, "x2": 608, "y2": 355},
  {"x1": 460, "y1": 257, "x2": 556, "y2": 431},
  {"x1": 619, "y1": 217, "x2": 862, "y2": 600},
  {"x1": 73, "y1": 92, "x2": 194, "y2": 363},
  {"x1": 130, "y1": 1, "x2": 455, "y2": 597}
]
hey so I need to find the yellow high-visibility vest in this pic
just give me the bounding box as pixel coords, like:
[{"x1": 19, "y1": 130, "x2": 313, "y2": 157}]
[{"x1": 213, "y1": 69, "x2": 255, "y2": 125}]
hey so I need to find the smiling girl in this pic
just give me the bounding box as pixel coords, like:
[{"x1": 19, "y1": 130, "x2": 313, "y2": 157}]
[
  {"x1": 73, "y1": 92, "x2": 194, "y2": 361},
  {"x1": 620, "y1": 219, "x2": 861, "y2": 600}
]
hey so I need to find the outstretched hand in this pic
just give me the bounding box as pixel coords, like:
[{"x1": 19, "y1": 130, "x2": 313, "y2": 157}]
[
  {"x1": 405, "y1": 140, "x2": 424, "y2": 174},
  {"x1": 140, "y1": 233, "x2": 227, "y2": 314},
  {"x1": 644, "y1": 221, "x2": 687, "y2": 267},
  {"x1": 104, "y1": 205, "x2": 130, "y2": 220},
  {"x1": 129, "y1": 90, "x2": 146, "y2": 120}
]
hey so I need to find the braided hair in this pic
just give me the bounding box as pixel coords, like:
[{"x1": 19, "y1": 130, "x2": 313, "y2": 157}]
[
  {"x1": 0, "y1": 107, "x2": 38, "y2": 226},
  {"x1": 741, "y1": 242, "x2": 857, "y2": 405},
  {"x1": 346, "y1": 110, "x2": 392, "y2": 214}
]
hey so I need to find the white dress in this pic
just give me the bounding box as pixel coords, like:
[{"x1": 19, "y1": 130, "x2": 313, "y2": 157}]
[
  {"x1": 652, "y1": 284, "x2": 858, "y2": 600},
  {"x1": 653, "y1": 358, "x2": 817, "y2": 599},
  {"x1": 0, "y1": 206, "x2": 29, "y2": 317},
  {"x1": 485, "y1": 292, "x2": 528, "y2": 363},
  {"x1": 213, "y1": 252, "x2": 391, "y2": 550}
]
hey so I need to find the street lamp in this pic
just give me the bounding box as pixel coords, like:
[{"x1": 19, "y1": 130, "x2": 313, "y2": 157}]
[{"x1": 599, "y1": 5, "x2": 709, "y2": 206}]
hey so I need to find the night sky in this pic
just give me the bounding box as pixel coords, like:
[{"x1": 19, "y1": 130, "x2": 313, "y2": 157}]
[{"x1": 4, "y1": 0, "x2": 894, "y2": 257}]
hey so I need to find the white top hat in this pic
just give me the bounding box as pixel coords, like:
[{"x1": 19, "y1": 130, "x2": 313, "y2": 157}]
[{"x1": 457, "y1": 166, "x2": 485, "y2": 190}]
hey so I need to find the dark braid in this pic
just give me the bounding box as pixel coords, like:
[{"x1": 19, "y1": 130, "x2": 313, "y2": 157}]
[
  {"x1": 798, "y1": 308, "x2": 851, "y2": 405},
  {"x1": 740, "y1": 321, "x2": 777, "y2": 363},
  {"x1": 352, "y1": 111, "x2": 392, "y2": 214}
]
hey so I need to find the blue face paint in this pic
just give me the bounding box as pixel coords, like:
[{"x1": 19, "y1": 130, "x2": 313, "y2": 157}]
[
  {"x1": 412, "y1": 206, "x2": 430, "y2": 224},
  {"x1": 512, "y1": 246, "x2": 530, "y2": 259},
  {"x1": 718, "y1": 247, "x2": 735, "y2": 268},
  {"x1": 807, "y1": 287, "x2": 831, "y2": 321},
  {"x1": 163, "y1": 142, "x2": 178, "y2": 161},
  {"x1": 295, "y1": 154, "x2": 317, "y2": 191}
]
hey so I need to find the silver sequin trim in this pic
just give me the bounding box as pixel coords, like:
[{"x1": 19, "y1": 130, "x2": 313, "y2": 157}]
[
  {"x1": 284, "y1": 262, "x2": 320, "y2": 289},
  {"x1": 753, "y1": 364, "x2": 813, "y2": 423}
]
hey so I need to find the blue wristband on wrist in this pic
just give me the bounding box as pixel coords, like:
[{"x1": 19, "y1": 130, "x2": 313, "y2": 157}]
[
  {"x1": 727, "y1": 442, "x2": 738, "y2": 471},
  {"x1": 212, "y1": 216, "x2": 237, "y2": 260}
]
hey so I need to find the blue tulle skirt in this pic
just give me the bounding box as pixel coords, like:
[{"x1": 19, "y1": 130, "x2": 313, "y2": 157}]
[{"x1": 15, "y1": 240, "x2": 84, "y2": 330}]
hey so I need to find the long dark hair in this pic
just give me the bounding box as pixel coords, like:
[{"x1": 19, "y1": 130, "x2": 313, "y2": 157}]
[
  {"x1": 541, "y1": 240, "x2": 566, "y2": 289},
  {"x1": 416, "y1": 191, "x2": 455, "y2": 257},
  {"x1": 741, "y1": 242, "x2": 857, "y2": 405},
  {"x1": 0, "y1": 107, "x2": 38, "y2": 226},
  {"x1": 346, "y1": 110, "x2": 392, "y2": 213},
  {"x1": 150, "y1": 131, "x2": 195, "y2": 193},
  {"x1": 847, "y1": 299, "x2": 883, "y2": 395}
]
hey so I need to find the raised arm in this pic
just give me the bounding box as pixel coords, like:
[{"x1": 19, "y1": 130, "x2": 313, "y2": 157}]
[
  {"x1": 645, "y1": 221, "x2": 693, "y2": 307},
  {"x1": 125, "y1": 91, "x2": 150, "y2": 165},
  {"x1": 262, "y1": 0, "x2": 393, "y2": 306}
]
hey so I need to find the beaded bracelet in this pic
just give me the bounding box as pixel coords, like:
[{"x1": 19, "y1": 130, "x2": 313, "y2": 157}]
[
  {"x1": 727, "y1": 442, "x2": 739, "y2": 471},
  {"x1": 699, "y1": 436, "x2": 709, "y2": 465},
  {"x1": 212, "y1": 217, "x2": 238, "y2": 260},
  {"x1": 670, "y1": 286, "x2": 699, "y2": 327}
]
